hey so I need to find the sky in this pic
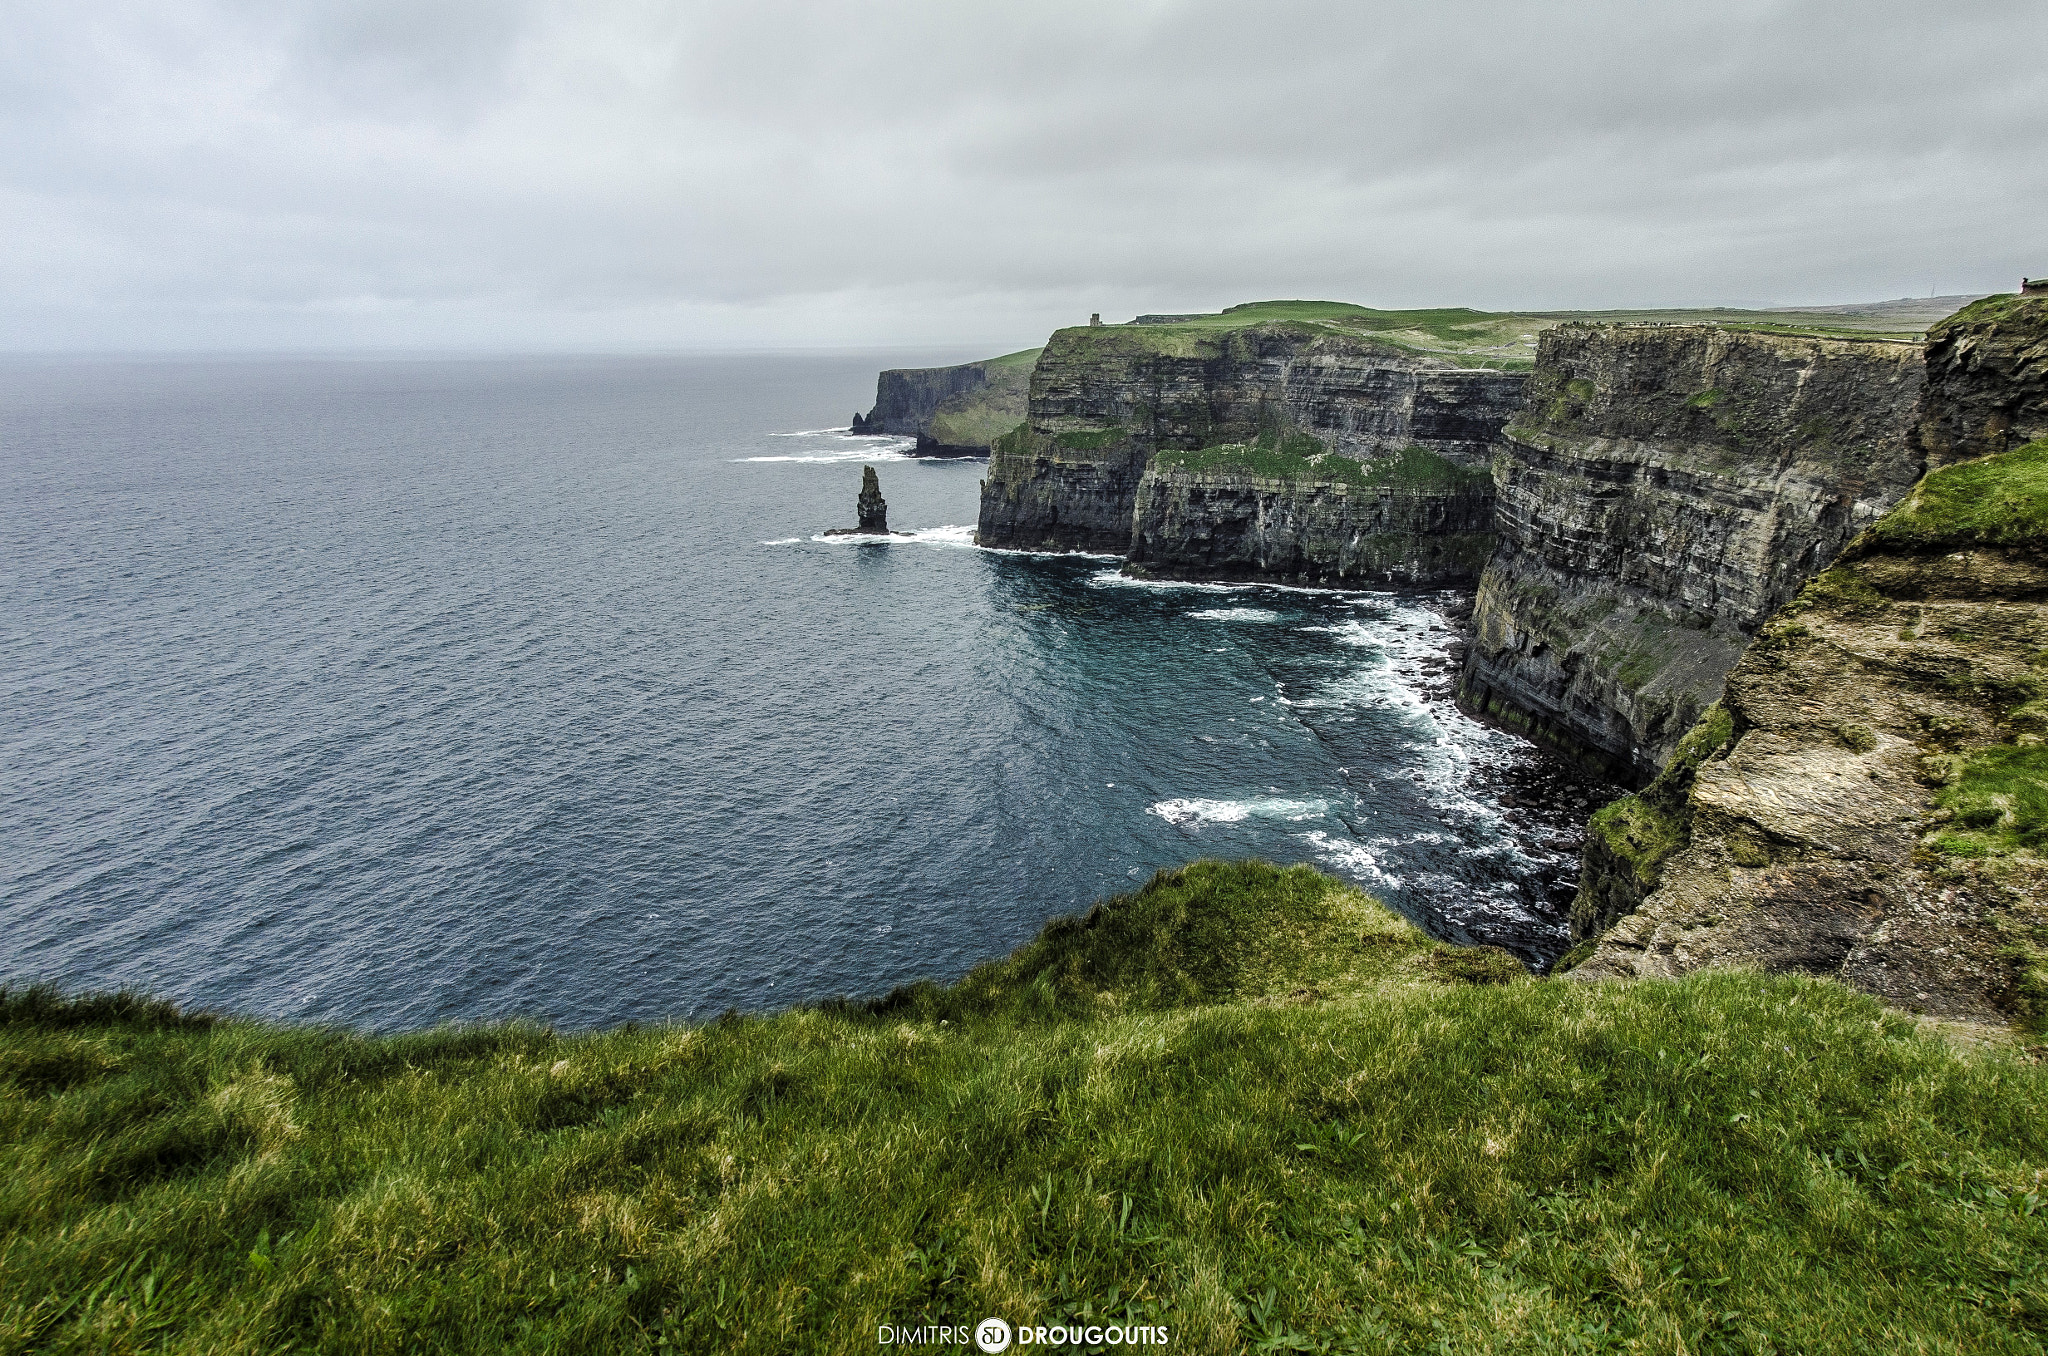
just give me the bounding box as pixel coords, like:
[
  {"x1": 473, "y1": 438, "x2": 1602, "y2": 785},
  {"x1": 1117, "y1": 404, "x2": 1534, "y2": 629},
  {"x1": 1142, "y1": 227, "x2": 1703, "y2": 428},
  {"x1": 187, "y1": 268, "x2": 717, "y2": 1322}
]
[{"x1": 4, "y1": 0, "x2": 2044, "y2": 352}]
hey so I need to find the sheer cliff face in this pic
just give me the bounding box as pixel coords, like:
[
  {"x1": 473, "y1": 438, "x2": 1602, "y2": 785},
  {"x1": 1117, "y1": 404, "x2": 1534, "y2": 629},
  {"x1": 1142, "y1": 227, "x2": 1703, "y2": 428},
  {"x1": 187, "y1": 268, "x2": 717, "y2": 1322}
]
[
  {"x1": 1459, "y1": 326, "x2": 1927, "y2": 782},
  {"x1": 1126, "y1": 462, "x2": 1494, "y2": 586},
  {"x1": 1916, "y1": 293, "x2": 2048, "y2": 468},
  {"x1": 975, "y1": 324, "x2": 1523, "y2": 554},
  {"x1": 1567, "y1": 296, "x2": 2048, "y2": 1027},
  {"x1": 868, "y1": 361, "x2": 990, "y2": 434},
  {"x1": 1571, "y1": 444, "x2": 2048, "y2": 1024}
]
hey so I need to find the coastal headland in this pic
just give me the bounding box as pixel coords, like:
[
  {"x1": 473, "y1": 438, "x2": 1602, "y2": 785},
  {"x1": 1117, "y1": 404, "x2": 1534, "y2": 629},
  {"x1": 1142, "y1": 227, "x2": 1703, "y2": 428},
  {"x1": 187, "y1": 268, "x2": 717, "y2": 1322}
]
[
  {"x1": 6, "y1": 861, "x2": 2045, "y2": 1351},
  {"x1": 5, "y1": 291, "x2": 2045, "y2": 1353}
]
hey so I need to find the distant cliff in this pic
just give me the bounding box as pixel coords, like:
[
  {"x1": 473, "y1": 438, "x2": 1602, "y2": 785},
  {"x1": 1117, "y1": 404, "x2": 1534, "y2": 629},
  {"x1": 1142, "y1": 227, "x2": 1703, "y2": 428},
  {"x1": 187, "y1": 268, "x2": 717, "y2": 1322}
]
[
  {"x1": 1458, "y1": 325, "x2": 1926, "y2": 783},
  {"x1": 976, "y1": 321, "x2": 1524, "y2": 573},
  {"x1": 855, "y1": 349, "x2": 1039, "y2": 454}
]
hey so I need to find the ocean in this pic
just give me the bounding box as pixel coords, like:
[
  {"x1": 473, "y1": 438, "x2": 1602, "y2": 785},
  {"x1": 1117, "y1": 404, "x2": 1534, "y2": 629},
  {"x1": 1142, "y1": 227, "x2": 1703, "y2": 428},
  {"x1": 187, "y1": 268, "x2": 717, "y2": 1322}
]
[{"x1": 0, "y1": 352, "x2": 1611, "y2": 1030}]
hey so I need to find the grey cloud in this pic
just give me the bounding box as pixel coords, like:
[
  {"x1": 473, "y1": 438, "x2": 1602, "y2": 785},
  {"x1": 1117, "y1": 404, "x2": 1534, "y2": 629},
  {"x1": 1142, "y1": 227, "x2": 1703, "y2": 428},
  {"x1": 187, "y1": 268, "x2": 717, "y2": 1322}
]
[{"x1": 2, "y1": 0, "x2": 2043, "y2": 350}]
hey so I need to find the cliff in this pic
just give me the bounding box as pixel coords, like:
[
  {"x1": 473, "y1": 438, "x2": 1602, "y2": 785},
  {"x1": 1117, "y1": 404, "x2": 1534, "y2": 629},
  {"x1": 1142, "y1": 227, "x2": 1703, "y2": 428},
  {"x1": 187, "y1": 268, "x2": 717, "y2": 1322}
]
[
  {"x1": 1916, "y1": 291, "x2": 2048, "y2": 468},
  {"x1": 856, "y1": 348, "x2": 1039, "y2": 454},
  {"x1": 1566, "y1": 295, "x2": 2048, "y2": 1028},
  {"x1": 1126, "y1": 442, "x2": 1495, "y2": 586},
  {"x1": 976, "y1": 320, "x2": 1523, "y2": 557},
  {"x1": 1569, "y1": 436, "x2": 2048, "y2": 1024},
  {"x1": 1459, "y1": 325, "x2": 1927, "y2": 782}
]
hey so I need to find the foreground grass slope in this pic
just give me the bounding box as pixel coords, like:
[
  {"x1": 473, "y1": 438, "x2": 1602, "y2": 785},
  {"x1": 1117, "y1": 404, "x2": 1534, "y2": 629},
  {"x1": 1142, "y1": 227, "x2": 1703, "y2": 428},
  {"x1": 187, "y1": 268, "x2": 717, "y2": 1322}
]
[{"x1": 4, "y1": 862, "x2": 2046, "y2": 1354}]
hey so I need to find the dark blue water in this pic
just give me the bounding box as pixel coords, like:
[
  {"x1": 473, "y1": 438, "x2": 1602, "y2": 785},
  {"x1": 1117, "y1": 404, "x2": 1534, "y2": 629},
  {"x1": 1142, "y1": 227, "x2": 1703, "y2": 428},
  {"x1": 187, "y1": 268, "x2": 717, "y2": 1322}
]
[{"x1": 0, "y1": 354, "x2": 1607, "y2": 1030}]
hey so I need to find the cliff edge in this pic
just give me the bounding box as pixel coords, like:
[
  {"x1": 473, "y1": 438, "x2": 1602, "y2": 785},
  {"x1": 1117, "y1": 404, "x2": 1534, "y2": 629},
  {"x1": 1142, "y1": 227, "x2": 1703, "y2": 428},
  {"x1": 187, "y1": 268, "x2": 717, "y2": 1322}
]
[
  {"x1": 1459, "y1": 324, "x2": 1926, "y2": 782},
  {"x1": 1568, "y1": 294, "x2": 2048, "y2": 1029},
  {"x1": 856, "y1": 348, "x2": 1039, "y2": 454}
]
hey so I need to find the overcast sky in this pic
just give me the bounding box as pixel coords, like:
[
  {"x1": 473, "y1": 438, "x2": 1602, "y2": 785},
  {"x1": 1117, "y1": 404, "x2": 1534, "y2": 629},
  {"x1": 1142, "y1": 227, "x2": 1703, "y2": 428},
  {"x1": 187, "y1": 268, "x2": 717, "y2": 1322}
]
[{"x1": 5, "y1": 0, "x2": 2043, "y2": 352}]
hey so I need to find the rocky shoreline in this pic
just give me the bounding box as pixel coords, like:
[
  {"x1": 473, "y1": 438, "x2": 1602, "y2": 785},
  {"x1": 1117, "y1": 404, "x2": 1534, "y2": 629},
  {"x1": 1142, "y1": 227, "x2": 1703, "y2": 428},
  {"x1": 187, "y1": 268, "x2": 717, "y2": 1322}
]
[{"x1": 866, "y1": 291, "x2": 2048, "y2": 1026}]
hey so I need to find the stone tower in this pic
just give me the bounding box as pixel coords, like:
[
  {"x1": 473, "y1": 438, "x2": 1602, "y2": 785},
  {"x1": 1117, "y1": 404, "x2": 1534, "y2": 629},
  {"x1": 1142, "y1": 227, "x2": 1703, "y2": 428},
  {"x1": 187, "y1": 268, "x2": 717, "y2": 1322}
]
[{"x1": 857, "y1": 465, "x2": 889, "y2": 534}]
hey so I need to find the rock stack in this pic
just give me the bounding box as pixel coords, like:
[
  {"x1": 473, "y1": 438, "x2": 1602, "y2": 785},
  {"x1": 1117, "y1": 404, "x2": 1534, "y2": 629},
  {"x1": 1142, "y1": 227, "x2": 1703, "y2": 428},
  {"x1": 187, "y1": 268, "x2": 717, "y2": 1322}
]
[{"x1": 857, "y1": 466, "x2": 889, "y2": 533}]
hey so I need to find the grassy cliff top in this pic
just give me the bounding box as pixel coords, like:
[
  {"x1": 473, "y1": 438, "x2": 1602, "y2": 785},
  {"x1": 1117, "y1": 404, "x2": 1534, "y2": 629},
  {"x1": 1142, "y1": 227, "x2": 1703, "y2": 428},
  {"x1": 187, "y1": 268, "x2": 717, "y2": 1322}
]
[
  {"x1": 1059, "y1": 295, "x2": 1985, "y2": 370},
  {"x1": 1854, "y1": 437, "x2": 2048, "y2": 557},
  {"x1": 882, "y1": 347, "x2": 1043, "y2": 378},
  {"x1": 1931, "y1": 291, "x2": 2048, "y2": 335},
  {"x1": 1153, "y1": 436, "x2": 1491, "y2": 494},
  {"x1": 5, "y1": 860, "x2": 2047, "y2": 1353}
]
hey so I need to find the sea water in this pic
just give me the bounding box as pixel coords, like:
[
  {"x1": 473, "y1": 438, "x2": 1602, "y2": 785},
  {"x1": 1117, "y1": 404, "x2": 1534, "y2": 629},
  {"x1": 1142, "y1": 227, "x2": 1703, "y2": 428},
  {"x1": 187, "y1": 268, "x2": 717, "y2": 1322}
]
[{"x1": 0, "y1": 353, "x2": 1612, "y2": 1030}]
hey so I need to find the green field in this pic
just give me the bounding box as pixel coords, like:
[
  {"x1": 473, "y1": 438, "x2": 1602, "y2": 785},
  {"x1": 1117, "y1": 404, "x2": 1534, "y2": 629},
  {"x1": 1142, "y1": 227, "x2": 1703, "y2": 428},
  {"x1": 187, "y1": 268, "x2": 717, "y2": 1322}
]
[
  {"x1": 1076, "y1": 296, "x2": 1975, "y2": 370},
  {"x1": 5, "y1": 862, "x2": 2045, "y2": 1354}
]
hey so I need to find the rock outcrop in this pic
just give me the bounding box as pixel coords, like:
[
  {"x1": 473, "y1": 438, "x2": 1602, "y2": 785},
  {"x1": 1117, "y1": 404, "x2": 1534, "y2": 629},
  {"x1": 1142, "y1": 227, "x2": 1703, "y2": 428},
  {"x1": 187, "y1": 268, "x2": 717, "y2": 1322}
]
[
  {"x1": 1566, "y1": 294, "x2": 2048, "y2": 1028},
  {"x1": 859, "y1": 351, "x2": 1039, "y2": 455},
  {"x1": 1569, "y1": 439, "x2": 2048, "y2": 1023},
  {"x1": 1915, "y1": 292, "x2": 2048, "y2": 469},
  {"x1": 822, "y1": 465, "x2": 898, "y2": 537},
  {"x1": 976, "y1": 322, "x2": 1523, "y2": 557},
  {"x1": 857, "y1": 465, "x2": 888, "y2": 533},
  {"x1": 1458, "y1": 325, "x2": 1927, "y2": 782}
]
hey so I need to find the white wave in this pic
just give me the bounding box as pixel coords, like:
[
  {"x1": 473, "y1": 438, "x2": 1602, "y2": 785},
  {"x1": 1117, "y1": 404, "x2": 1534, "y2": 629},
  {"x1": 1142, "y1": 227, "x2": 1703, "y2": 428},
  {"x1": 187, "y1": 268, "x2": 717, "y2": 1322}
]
[
  {"x1": 1188, "y1": 607, "x2": 1281, "y2": 622},
  {"x1": 975, "y1": 544, "x2": 1125, "y2": 561},
  {"x1": 1148, "y1": 796, "x2": 1329, "y2": 826},
  {"x1": 759, "y1": 537, "x2": 803, "y2": 546},
  {"x1": 736, "y1": 439, "x2": 916, "y2": 463},
  {"x1": 806, "y1": 523, "x2": 979, "y2": 547},
  {"x1": 1284, "y1": 596, "x2": 1566, "y2": 851},
  {"x1": 1088, "y1": 569, "x2": 1387, "y2": 598},
  {"x1": 1299, "y1": 830, "x2": 1404, "y2": 887},
  {"x1": 1298, "y1": 620, "x2": 1383, "y2": 647}
]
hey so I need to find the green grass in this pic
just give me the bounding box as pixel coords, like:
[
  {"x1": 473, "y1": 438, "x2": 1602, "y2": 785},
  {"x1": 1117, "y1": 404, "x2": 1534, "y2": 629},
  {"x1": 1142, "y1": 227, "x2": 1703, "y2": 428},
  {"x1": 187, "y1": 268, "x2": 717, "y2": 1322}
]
[
  {"x1": 1582, "y1": 704, "x2": 1736, "y2": 887},
  {"x1": 1080, "y1": 297, "x2": 1971, "y2": 371},
  {"x1": 983, "y1": 347, "x2": 1043, "y2": 371},
  {"x1": 1929, "y1": 744, "x2": 2048, "y2": 859},
  {"x1": 1856, "y1": 438, "x2": 2048, "y2": 556},
  {"x1": 1153, "y1": 437, "x2": 1491, "y2": 495},
  {"x1": 1052, "y1": 426, "x2": 1130, "y2": 452},
  {"x1": 5, "y1": 861, "x2": 2048, "y2": 1353},
  {"x1": 1935, "y1": 293, "x2": 2048, "y2": 333}
]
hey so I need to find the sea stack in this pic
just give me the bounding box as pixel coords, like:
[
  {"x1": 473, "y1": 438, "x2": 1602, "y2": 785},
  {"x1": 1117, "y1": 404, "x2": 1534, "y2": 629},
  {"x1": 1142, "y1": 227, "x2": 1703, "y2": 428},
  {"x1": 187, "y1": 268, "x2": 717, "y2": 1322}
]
[{"x1": 857, "y1": 465, "x2": 889, "y2": 534}]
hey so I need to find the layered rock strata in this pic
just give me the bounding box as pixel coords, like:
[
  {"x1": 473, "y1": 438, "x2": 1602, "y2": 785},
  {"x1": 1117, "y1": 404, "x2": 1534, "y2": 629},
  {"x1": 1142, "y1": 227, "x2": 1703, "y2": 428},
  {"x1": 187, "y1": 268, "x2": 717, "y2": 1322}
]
[
  {"x1": 1915, "y1": 292, "x2": 2048, "y2": 468},
  {"x1": 976, "y1": 323, "x2": 1523, "y2": 555},
  {"x1": 1459, "y1": 325, "x2": 1927, "y2": 783},
  {"x1": 1125, "y1": 451, "x2": 1495, "y2": 586},
  {"x1": 857, "y1": 465, "x2": 888, "y2": 533},
  {"x1": 1570, "y1": 439, "x2": 2048, "y2": 1023},
  {"x1": 1564, "y1": 295, "x2": 2048, "y2": 1027}
]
